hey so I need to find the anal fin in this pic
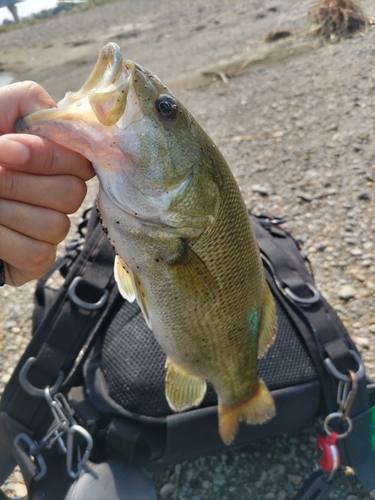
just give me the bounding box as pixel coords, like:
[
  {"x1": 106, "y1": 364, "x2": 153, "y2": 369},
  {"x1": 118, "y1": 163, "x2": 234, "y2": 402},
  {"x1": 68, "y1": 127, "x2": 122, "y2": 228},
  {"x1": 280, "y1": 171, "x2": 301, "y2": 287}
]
[
  {"x1": 218, "y1": 379, "x2": 275, "y2": 445},
  {"x1": 165, "y1": 358, "x2": 207, "y2": 412}
]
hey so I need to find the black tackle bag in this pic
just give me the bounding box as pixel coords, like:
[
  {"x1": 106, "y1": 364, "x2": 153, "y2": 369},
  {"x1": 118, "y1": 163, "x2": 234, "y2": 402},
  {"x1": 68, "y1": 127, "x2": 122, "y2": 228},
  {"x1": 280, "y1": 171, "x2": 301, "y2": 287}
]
[{"x1": 0, "y1": 208, "x2": 375, "y2": 499}]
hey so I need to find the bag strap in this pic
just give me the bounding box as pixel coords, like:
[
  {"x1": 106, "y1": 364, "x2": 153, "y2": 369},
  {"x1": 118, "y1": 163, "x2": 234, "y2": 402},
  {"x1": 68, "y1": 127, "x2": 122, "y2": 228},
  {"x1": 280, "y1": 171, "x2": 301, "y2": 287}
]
[
  {"x1": 0, "y1": 216, "x2": 119, "y2": 486},
  {"x1": 251, "y1": 215, "x2": 375, "y2": 497}
]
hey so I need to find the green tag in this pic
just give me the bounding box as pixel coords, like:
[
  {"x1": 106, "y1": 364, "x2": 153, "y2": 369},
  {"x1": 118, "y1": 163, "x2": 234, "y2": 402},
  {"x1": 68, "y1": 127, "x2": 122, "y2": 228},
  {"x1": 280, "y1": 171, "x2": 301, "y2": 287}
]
[{"x1": 371, "y1": 405, "x2": 375, "y2": 453}]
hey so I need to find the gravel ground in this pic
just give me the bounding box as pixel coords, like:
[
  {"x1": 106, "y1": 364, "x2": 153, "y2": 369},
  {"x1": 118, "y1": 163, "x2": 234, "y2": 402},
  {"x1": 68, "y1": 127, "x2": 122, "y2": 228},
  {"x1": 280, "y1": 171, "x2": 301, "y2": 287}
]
[{"x1": 1, "y1": 0, "x2": 375, "y2": 498}]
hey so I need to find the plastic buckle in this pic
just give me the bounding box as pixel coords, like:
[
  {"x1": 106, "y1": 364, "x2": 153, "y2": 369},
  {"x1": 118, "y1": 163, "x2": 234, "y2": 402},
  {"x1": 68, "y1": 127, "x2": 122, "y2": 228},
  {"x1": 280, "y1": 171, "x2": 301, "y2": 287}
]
[
  {"x1": 19, "y1": 357, "x2": 64, "y2": 397},
  {"x1": 14, "y1": 433, "x2": 47, "y2": 481},
  {"x1": 68, "y1": 276, "x2": 109, "y2": 310},
  {"x1": 292, "y1": 469, "x2": 335, "y2": 500}
]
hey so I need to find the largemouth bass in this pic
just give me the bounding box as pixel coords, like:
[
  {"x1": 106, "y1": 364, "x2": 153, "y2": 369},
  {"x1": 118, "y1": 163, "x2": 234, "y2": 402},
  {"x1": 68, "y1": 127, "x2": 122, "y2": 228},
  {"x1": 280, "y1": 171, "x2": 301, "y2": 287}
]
[{"x1": 16, "y1": 43, "x2": 276, "y2": 444}]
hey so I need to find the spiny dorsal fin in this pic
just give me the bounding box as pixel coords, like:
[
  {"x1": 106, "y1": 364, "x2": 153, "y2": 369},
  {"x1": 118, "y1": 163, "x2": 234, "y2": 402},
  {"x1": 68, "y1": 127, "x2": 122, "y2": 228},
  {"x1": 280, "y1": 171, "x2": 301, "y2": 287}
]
[
  {"x1": 165, "y1": 358, "x2": 207, "y2": 412},
  {"x1": 258, "y1": 283, "x2": 276, "y2": 358}
]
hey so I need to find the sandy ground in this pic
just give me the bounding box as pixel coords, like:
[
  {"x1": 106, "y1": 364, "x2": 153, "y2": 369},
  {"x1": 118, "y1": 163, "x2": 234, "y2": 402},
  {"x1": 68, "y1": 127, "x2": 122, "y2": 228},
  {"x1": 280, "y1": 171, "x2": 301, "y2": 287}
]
[{"x1": 1, "y1": 0, "x2": 375, "y2": 498}]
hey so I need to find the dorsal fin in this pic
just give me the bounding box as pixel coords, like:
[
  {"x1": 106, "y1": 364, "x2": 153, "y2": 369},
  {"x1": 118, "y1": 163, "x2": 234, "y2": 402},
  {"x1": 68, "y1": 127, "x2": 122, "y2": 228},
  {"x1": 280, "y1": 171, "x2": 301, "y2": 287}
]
[{"x1": 258, "y1": 283, "x2": 276, "y2": 358}]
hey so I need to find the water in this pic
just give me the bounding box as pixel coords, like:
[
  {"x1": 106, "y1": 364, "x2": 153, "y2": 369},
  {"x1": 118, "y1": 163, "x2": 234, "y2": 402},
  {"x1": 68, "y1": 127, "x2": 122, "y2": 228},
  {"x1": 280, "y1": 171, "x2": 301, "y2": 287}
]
[{"x1": 0, "y1": 73, "x2": 13, "y2": 86}]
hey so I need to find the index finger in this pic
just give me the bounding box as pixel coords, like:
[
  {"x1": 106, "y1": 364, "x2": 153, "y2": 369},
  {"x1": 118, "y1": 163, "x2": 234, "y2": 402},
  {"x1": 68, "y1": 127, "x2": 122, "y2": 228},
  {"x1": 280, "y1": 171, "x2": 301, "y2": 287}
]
[{"x1": 1, "y1": 134, "x2": 94, "y2": 181}]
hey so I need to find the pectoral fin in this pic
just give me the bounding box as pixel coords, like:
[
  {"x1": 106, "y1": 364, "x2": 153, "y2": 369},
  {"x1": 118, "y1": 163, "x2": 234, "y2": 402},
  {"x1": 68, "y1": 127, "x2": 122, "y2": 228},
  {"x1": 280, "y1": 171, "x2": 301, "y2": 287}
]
[
  {"x1": 258, "y1": 283, "x2": 276, "y2": 358},
  {"x1": 114, "y1": 255, "x2": 136, "y2": 302},
  {"x1": 165, "y1": 358, "x2": 207, "y2": 412},
  {"x1": 166, "y1": 242, "x2": 216, "y2": 300},
  {"x1": 132, "y1": 274, "x2": 152, "y2": 329},
  {"x1": 114, "y1": 256, "x2": 151, "y2": 329}
]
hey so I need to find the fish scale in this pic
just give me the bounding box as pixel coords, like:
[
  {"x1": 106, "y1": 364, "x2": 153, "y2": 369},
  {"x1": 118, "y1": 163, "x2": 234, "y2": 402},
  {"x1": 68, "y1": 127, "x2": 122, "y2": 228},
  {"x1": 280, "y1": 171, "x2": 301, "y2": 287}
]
[{"x1": 16, "y1": 42, "x2": 277, "y2": 445}]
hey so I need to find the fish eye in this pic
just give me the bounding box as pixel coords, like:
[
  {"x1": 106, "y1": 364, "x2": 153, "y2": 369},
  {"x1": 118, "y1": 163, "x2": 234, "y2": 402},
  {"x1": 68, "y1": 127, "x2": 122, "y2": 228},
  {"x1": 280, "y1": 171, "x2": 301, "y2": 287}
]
[{"x1": 155, "y1": 94, "x2": 179, "y2": 121}]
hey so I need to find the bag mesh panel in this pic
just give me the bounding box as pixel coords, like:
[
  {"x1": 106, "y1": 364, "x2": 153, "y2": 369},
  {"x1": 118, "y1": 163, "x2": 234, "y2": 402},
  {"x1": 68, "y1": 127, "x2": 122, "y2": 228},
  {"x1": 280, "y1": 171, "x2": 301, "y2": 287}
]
[{"x1": 101, "y1": 296, "x2": 317, "y2": 417}]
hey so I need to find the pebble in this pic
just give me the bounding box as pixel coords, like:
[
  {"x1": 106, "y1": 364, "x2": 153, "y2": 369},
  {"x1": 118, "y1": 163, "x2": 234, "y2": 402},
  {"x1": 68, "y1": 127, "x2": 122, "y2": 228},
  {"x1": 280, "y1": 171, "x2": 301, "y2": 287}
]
[
  {"x1": 252, "y1": 184, "x2": 269, "y2": 196},
  {"x1": 369, "y1": 324, "x2": 375, "y2": 334},
  {"x1": 338, "y1": 285, "x2": 357, "y2": 300},
  {"x1": 268, "y1": 463, "x2": 286, "y2": 479},
  {"x1": 1, "y1": 374, "x2": 11, "y2": 384},
  {"x1": 159, "y1": 483, "x2": 175, "y2": 498},
  {"x1": 212, "y1": 472, "x2": 226, "y2": 486},
  {"x1": 288, "y1": 474, "x2": 303, "y2": 486},
  {"x1": 352, "y1": 336, "x2": 370, "y2": 348},
  {"x1": 13, "y1": 483, "x2": 27, "y2": 498},
  {"x1": 358, "y1": 191, "x2": 370, "y2": 200}
]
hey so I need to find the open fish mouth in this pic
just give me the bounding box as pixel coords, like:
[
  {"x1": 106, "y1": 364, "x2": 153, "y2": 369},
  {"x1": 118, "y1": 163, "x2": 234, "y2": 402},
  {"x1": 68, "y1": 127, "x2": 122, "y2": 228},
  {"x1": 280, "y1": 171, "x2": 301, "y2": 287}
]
[
  {"x1": 63, "y1": 42, "x2": 126, "y2": 104},
  {"x1": 15, "y1": 42, "x2": 132, "y2": 131}
]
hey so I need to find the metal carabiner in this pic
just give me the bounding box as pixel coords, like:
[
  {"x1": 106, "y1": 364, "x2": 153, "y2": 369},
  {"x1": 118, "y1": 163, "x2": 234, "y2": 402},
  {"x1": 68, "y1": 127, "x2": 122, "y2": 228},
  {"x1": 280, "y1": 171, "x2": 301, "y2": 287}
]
[
  {"x1": 337, "y1": 370, "x2": 358, "y2": 420},
  {"x1": 66, "y1": 424, "x2": 93, "y2": 479}
]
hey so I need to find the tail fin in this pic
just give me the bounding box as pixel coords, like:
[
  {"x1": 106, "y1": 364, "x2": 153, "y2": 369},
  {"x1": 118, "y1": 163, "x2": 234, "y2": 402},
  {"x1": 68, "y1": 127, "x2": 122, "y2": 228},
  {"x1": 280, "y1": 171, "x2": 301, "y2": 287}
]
[{"x1": 218, "y1": 379, "x2": 275, "y2": 445}]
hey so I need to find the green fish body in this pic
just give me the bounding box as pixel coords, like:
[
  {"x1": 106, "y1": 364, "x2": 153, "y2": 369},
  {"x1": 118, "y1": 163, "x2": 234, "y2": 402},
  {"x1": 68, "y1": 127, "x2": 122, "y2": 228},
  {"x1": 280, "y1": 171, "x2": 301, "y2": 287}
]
[{"x1": 17, "y1": 43, "x2": 276, "y2": 444}]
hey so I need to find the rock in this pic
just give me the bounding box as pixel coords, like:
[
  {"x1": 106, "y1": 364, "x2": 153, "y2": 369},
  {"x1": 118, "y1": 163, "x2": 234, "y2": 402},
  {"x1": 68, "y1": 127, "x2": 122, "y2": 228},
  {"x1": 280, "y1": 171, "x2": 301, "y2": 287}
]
[
  {"x1": 338, "y1": 285, "x2": 356, "y2": 300},
  {"x1": 358, "y1": 191, "x2": 370, "y2": 200},
  {"x1": 268, "y1": 463, "x2": 286, "y2": 479},
  {"x1": 277, "y1": 492, "x2": 287, "y2": 500},
  {"x1": 212, "y1": 472, "x2": 226, "y2": 486},
  {"x1": 288, "y1": 474, "x2": 302, "y2": 485},
  {"x1": 369, "y1": 324, "x2": 375, "y2": 334},
  {"x1": 159, "y1": 483, "x2": 175, "y2": 498},
  {"x1": 352, "y1": 336, "x2": 370, "y2": 348},
  {"x1": 350, "y1": 248, "x2": 362, "y2": 256},
  {"x1": 252, "y1": 184, "x2": 269, "y2": 196},
  {"x1": 13, "y1": 482, "x2": 27, "y2": 498}
]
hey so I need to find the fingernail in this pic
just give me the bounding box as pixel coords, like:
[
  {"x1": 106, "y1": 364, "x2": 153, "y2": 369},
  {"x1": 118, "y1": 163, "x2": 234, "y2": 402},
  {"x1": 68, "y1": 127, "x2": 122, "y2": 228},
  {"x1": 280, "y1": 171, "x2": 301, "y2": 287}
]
[{"x1": 0, "y1": 138, "x2": 30, "y2": 166}]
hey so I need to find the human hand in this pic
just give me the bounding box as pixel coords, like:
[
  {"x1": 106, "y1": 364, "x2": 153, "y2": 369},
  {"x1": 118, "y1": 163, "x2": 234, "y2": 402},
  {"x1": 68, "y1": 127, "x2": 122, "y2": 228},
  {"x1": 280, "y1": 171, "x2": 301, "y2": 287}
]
[{"x1": 0, "y1": 81, "x2": 94, "y2": 286}]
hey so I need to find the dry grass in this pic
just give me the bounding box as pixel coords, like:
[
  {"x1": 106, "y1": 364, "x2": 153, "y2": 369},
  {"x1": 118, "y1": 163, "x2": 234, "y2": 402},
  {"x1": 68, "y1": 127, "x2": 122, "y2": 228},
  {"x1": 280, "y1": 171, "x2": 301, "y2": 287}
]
[{"x1": 309, "y1": 0, "x2": 369, "y2": 40}]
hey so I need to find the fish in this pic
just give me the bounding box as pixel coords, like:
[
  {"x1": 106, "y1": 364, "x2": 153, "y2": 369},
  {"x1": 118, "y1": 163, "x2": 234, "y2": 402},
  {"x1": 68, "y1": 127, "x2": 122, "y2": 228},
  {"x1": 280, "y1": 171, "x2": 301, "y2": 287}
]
[{"x1": 16, "y1": 42, "x2": 277, "y2": 445}]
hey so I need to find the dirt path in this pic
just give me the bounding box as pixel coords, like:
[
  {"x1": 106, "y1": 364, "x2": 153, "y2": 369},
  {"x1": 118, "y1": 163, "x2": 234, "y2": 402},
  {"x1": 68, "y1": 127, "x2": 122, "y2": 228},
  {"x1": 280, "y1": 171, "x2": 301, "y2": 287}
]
[{"x1": 1, "y1": 0, "x2": 375, "y2": 498}]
